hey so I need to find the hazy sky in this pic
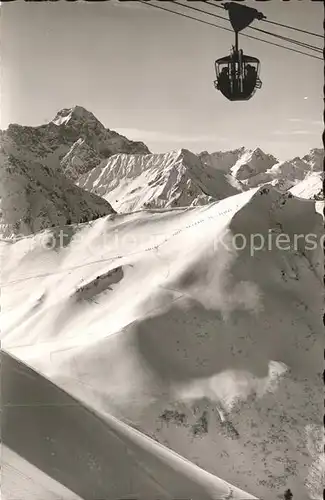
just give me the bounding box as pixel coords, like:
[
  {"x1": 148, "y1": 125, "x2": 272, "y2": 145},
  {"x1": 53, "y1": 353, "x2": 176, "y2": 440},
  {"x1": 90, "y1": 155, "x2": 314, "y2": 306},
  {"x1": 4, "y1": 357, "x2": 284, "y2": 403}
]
[{"x1": 1, "y1": 0, "x2": 323, "y2": 160}]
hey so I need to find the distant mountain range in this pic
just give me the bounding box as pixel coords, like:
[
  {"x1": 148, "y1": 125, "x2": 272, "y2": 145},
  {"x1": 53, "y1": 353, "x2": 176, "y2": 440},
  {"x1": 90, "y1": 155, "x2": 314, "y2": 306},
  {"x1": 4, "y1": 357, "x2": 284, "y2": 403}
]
[{"x1": 0, "y1": 105, "x2": 323, "y2": 236}]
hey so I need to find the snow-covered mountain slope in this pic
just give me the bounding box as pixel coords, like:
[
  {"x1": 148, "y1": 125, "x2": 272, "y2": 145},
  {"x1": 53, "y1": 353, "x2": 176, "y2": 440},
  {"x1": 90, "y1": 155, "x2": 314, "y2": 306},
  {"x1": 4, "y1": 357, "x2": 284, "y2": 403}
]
[
  {"x1": 199, "y1": 147, "x2": 278, "y2": 178},
  {"x1": 77, "y1": 148, "x2": 239, "y2": 212},
  {"x1": 2, "y1": 186, "x2": 322, "y2": 500},
  {"x1": 199, "y1": 147, "x2": 247, "y2": 172},
  {"x1": 0, "y1": 137, "x2": 115, "y2": 237},
  {"x1": 302, "y1": 148, "x2": 324, "y2": 172},
  {"x1": 0, "y1": 105, "x2": 150, "y2": 180},
  {"x1": 2, "y1": 445, "x2": 82, "y2": 500},
  {"x1": 2, "y1": 351, "x2": 255, "y2": 500},
  {"x1": 245, "y1": 157, "x2": 311, "y2": 191},
  {"x1": 200, "y1": 147, "x2": 323, "y2": 194},
  {"x1": 2, "y1": 108, "x2": 320, "y2": 211},
  {"x1": 60, "y1": 138, "x2": 103, "y2": 181},
  {"x1": 229, "y1": 147, "x2": 278, "y2": 181},
  {"x1": 289, "y1": 171, "x2": 323, "y2": 200}
]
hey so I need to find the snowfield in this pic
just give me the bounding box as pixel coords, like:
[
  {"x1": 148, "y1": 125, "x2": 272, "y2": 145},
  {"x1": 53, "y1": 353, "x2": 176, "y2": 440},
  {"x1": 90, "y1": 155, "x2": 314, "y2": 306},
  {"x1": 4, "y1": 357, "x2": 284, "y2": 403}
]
[
  {"x1": 1, "y1": 107, "x2": 323, "y2": 500},
  {"x1": 1, "y1": 182, "x2": 323, "y2": 500}
]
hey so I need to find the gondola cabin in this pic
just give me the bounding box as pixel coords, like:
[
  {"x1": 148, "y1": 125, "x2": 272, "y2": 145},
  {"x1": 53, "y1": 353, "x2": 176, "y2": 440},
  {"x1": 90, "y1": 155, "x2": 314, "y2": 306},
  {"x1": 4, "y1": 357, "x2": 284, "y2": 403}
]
[
  {"x1": 213, "y1": 2, "x2": 266, "y2": 102},
  {"x1": 214, "y1": 51, "x2": 262, "y2": 101}
]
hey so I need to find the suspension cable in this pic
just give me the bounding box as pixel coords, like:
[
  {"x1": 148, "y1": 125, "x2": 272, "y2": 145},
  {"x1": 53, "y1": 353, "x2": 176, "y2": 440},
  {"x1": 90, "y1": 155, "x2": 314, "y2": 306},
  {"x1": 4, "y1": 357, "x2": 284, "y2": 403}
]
[
  {"x1": 205, "y1": 0, "x2": 324, "y2": 39},
  {"x1": 174, "y1": 1, "x2": 322, "y2": 54},
  {"x1": 138, "y1": 1, "x2": 323, "y2": 61}
]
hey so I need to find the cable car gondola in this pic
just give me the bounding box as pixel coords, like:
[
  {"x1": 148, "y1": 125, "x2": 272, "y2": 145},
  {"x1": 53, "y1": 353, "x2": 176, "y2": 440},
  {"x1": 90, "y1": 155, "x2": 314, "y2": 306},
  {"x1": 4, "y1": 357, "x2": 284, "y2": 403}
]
[{"x1": 214, "y1": 2, "x2": 266, "y2": 101}]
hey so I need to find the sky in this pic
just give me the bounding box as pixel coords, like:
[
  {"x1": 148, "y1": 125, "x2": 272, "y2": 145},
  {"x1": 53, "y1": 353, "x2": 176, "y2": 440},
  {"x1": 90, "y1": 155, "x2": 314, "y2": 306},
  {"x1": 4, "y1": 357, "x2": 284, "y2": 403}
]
[{"x1": 0, "y1": 0, "x2": 323, "y2": 160}]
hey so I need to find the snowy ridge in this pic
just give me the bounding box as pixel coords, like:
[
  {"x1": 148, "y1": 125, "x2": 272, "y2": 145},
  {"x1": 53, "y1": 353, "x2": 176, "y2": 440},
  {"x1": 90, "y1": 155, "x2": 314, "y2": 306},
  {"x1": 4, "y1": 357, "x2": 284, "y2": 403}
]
[
  {"x1": 244, "y1": 157, "x2": 310, "y2": 191},
  {"x1": 198, "y1": 147, "x2": 278, "y2": 178},
  {"x1": 289, "y1": 171, "x2": 324, "y2": 200},
  {"x1": 2, "y1": 351, "x2": 255, "y2": 500},
  {"x1": 200, "y1": 147, "x2": 324, "y2": 194},
  {"x1": 0, "y1": 106, "x2": 323, "y2": 499},
  {"x1": 302, "y1": 148, "x2": 324, "y2": 172},
  {"x1": 77, "y1": 148, "x2": 238, "y2": 212},
  {"x1": 1, "y1": 107, "x2": 321, "y2": 212},
  {"x1": 199, "y1": 147, "x2": 246, "y2": 172},
  {"x1": 229, "y1": 147, "x2": 278, "y2": 180},
  {"x1": 0, "y1": 136, "x2": 115, "y2": 238},
  {"x1": 2, "y1": 185, "x2": 322, "y2": 500}
]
